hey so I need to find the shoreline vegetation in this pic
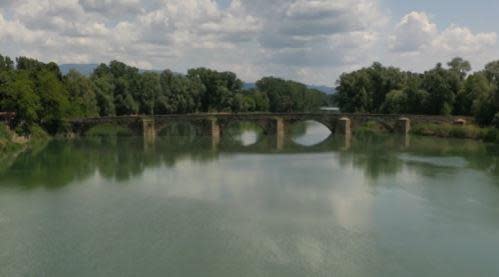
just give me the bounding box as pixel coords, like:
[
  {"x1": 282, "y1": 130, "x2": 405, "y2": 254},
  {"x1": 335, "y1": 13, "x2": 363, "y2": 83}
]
[
  {"x1": 354, "y1": 121, "x2": 499, "y2": 143},
  {"x1": 0, "y1": 54, "x2": 498, "y2": 146}
]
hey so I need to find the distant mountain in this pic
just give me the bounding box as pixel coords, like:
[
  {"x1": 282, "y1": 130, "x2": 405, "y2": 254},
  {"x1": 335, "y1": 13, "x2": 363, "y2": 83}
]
[
  {"x1": 59, "y1": 64, "x2": 336, "y2": 94},
  {"x1": 60, "y1": 63, "x2": 165, "y2": 76},
  {"x1": 307, "y1": 85, "x2": 336, "y2": 95},
  {"x1": 59, "y1": 64, "x2": 99, "y2": 76}
]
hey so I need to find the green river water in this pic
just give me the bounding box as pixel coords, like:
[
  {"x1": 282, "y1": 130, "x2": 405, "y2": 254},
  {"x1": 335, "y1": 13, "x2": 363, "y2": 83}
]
[{"x1": 1, "y1": 122, "x2": 498, "y2": 276}]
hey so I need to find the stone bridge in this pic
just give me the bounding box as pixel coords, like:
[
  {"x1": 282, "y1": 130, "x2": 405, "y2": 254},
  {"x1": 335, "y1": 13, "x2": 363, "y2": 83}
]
[{"x1": 69, "y1": 113, "x2": 471, "y2": 147}]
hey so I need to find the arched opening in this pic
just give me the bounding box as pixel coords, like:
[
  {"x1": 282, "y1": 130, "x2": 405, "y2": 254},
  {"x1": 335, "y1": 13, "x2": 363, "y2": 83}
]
[
  {"x1": 289, "y1": 120, "x2": 332, "y2": 146},
  {"x1": 222, "y1": 121, "x2": 264, "y2": 146},
  {"x1": 84, "y1": 123, "x2": 134, "y2": 137},
  {"x1": 157, "y1": 121, "x2": 199, "y2": 138}
]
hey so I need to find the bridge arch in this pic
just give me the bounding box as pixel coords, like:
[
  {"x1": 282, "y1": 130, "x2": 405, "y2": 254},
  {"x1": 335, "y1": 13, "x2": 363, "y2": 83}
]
[
  {"x1": 218, "y1": 120, "x2": 265, "y2": 146},
  {"x1": 287, "y1": 120, "x2": 334, "y2": 146}
]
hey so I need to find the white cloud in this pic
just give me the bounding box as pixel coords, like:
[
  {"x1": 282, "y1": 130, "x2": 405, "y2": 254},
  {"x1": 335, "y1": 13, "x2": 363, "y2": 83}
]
[
  {"x1": 390, "y1": 11, "x2": 437, "y2": 52},
  {"x1": 0, "y1": 1, "x2": 497, "y2": 86},
  {"x1": 387, "y1": 11, "x2": 497, "y2": 73},
  {"x1": 431, "y1": 25, "x2": 496, "y2": 54}
]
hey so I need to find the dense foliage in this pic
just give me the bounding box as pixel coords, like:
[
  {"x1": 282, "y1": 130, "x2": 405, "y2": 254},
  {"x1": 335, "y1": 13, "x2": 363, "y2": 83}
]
[
  {"x1": 0, "y1": 54, "x2": 329, "y2": 134},
  {"x1": 336, "y1": 58, "x2": 499, "y2": 125}
]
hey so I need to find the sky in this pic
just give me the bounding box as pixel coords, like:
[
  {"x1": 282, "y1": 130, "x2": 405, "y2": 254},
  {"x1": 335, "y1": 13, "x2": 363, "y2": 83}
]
[{"x1": 0, "y1": 0, "x2": 498, "y2": 86}]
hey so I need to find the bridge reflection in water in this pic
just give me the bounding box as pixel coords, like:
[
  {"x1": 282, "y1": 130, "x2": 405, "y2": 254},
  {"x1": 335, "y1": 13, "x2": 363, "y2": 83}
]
[
  {"x1": 140, "y1": 122, "x2": 410, "y2": 154},
  {"x1": 3, "y1": 131, "x2": 497, "y2": 191},
  {"x1": 69, "y1": 113, "x2": 472, "y2": 152}
]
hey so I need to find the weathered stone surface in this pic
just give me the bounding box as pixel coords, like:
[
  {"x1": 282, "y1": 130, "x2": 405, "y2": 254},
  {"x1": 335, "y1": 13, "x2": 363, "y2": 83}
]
[
  {"x1": 69, "y1": 113, "x2": 474, "y2": 139},
  {"x1": 336, "y1": 117, "x2": 351, "y2": 136},
  {"x1": 396, "y1": 117, "x2": 411, "y2": 135},
  {"x1": 453, "y1": 118, "x2": 466, "y2": 126}
]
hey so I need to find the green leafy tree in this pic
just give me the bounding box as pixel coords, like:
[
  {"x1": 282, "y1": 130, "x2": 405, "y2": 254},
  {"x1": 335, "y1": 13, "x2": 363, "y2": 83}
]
[
  {"x1": 140, "y1": 72, "x2": 161, "y2": 115},
  {"x1": 447, "y1": 57, "x2": 471, "y2": 80},
  {"x1": 36, "y1": 70, "x2": 71, "y2": 133},
  {"x1": 382, "y1": 89, "x2": 408, "y2": 114},
  {"x1": 187, "y1": 68, "x2": 242, "y2": 111},
  {"x1": 64, "y1": 70, "x2": 99, "y2": 118},
  {"x1": 421, "y1": 63, "x2": 460, "y2": 115},
  {"x1": 0, "y1": 71, "x2": 40, "y2": 130}
]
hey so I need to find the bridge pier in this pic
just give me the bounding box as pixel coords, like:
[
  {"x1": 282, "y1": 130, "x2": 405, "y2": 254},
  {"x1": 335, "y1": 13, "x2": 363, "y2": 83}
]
[
  {"x1": 336, "y1": 117, "x2": 351, "y2": 136},
  {"x1": 199, "y1": 118, "x2": 220, "y2": 146},
  {"x1": 268, "y1": 118, "x2": 285, "y2": 150},
  {"x1": 395, "y1": 117, "x2": 411, "y2": 135},
  {"x1": 142, "y1": 118, "x2": 156, "y2": 143}
]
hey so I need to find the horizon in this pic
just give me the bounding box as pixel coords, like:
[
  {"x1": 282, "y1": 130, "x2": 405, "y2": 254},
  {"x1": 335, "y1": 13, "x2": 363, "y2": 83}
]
[{"x1": 1, "y1": 1, "x2": 499, "y2": 86}]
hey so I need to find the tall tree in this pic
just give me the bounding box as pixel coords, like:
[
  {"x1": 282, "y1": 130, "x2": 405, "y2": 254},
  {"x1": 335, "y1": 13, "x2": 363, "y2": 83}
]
[
  {"x1": 64, "y1": 70, "x2": 99, "y2": 118},
  {"x1": 447, "y1": 57, "x2": 471, "y2": 80}
]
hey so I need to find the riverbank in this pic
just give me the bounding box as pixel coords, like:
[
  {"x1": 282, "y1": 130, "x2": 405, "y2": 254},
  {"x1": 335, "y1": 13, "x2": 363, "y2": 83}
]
[
  {"x1": 0, "y1": 124, "x2": 24, "y2": 153},
  {"x1": 0, "y1": 124, "x2": 50, "y2": 155},
  {"x1": 355, "y1": 121, "x2": 499, "y2": 143}
]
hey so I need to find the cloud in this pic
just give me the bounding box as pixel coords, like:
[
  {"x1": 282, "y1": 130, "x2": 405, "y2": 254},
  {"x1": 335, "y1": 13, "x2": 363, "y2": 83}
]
[
  {"x1": 387, "y1": 11, "x2": 498, "y2": 73},
  {"x1": 0, "y1": 1, "x2": 497, "y2": 86},
  {"x1": 390, "y1": 11, "x2": 496, "y2": 55},
  {"x1": 431, "y1": 25, "x2": 496, "y2": 54},
  {"x1": 390, "y1": 12, "x2": 437, "y2": 52},
  {"x1": 78, "y1": 0, "x2": 144, "y2": 17}
]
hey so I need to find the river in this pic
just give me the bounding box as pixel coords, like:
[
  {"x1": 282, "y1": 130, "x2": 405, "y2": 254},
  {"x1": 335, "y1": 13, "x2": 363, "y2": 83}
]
[{"x1": 1, "y1": 122, "x2": 498, "y2": 276}]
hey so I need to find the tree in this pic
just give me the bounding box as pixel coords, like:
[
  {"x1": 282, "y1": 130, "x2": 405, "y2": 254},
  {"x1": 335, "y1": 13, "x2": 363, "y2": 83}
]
[
  {"x1": 256, "y1": 77, "x2": 326, "y2": 112},
  {"x1": 0, "y1": 71, "x2": 40, "y2": 130},
  {"x1": 92, "y1": 75, "x2": 116, "y2": 116},
  {"x1": 421, "y1": 63, "x2": 460, "y2": 115},
  {"x1": 139, "y1": 72, "x2": 161, "y2": 115},
  {"x1": 0, "y1": 54, "x2": 14, "y2": 71},
  {"x1": 36, "y1": 70, "x2": 71, "y2": 133},
  {"x1": 404, "y1": 87, "x2": 430, "y2": 114},
  {"x1": 64, "y1": 70, "x2": 99, "y2": 118},
  {"x1": 156, "y1": 70, "x2": 204, "y2": 114},
  {"x1": 382, "y1": 90, "x2": 408, "y2": 114},
  {"x1": 447, "y1": 57, "x2": 471, "y2": 80},
  {"x1": 455, "y1": 72, "x2": 493, "y2": 115},
  {"x1": 484, "y1": 60, "x2": 499, "y2": 83},
  {"x1": 187, "y1": 68, "x2": 242, "y2": 112}
]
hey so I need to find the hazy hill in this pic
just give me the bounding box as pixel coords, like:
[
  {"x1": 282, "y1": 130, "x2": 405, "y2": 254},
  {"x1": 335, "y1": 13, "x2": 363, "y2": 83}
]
[{"x1": 60, "y1": 64, "x2": 335, "y2": 94}]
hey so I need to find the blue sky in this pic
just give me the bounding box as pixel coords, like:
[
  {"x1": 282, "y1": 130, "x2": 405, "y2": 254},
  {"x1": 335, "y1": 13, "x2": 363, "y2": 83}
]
[
  {"x1": 381, "y1": 0, "x2": 499, "y2": 32},
  {"x1": 0, "y1": 0, "x2": 498, "y2": 86}
]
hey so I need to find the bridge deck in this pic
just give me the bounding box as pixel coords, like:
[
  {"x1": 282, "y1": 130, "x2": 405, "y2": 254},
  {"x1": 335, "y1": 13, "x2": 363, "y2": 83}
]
[{"x1": 68, "y1": 113, "x2": 472, "y2": 123}]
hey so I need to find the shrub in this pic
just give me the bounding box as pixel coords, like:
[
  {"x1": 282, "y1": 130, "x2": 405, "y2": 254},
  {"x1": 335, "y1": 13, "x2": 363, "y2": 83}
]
[
  {"x1": 411, "y1": 123, "x2": 452, "y2": 137},
  {"x1": 354, "y1": 121, "x2": 387, "y2": 138},
  {"x1": 0, "y1": 124, "x2": 12, "y2": 140},
  {"x1": 481, "y1": 128, "x2": 499, "y2": 143},
  {"x1": 493, "y1": 113, "x2": 499, "y2": 128},
  {"x1": 85, "y1": 124, "x2": 133, "y2": 137}
]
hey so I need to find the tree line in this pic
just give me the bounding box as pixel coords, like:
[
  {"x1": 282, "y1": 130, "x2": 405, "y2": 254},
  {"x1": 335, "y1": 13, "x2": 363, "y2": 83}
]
[
  {"x1": 0, "y1": 54, "x2": 329, "y2": 134},
  {"x1": 335, "y1": 58, "x2": 499, "y2": 125}
]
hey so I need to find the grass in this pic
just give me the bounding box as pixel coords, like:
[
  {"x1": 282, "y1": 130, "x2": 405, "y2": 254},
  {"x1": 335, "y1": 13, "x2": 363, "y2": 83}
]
[
  {"x1": 354, "y1": 121, "x2": 389, "y2": 138},
  {"x1": 85, "y1": 124, "x2": 134, "y2": 137},
  {"x1": 411, "y1": 123, "x2": 499, "y2": 143},
  {"x1": 0, "y1": 123, "x2": 22, "y2": 152}
]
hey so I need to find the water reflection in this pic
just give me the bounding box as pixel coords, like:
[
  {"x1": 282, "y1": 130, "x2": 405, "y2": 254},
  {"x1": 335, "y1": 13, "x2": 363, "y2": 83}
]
[
  {"x1": 1, "y1": 123, "x2": 499, "y2": 276},
  {"x1": 0, "y1": 124, "x2": 497, "y2": 189},
  {"x1": 221, "y1": 122, "x2": 263, "y2": 146},
  {"x1": 290, "y1": 120, "x2": 332, "y2": 146}
]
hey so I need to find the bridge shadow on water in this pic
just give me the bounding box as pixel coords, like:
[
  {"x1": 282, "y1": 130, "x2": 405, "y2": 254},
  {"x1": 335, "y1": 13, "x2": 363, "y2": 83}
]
[{"x1": 0, "y1": 125, "x2": 498, "y2": 189}]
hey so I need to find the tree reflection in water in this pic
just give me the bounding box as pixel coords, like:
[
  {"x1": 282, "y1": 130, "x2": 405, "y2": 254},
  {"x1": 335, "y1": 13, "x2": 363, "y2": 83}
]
[{"x1": 0, "y1": 123, "x2": 498, "y2": 189}]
